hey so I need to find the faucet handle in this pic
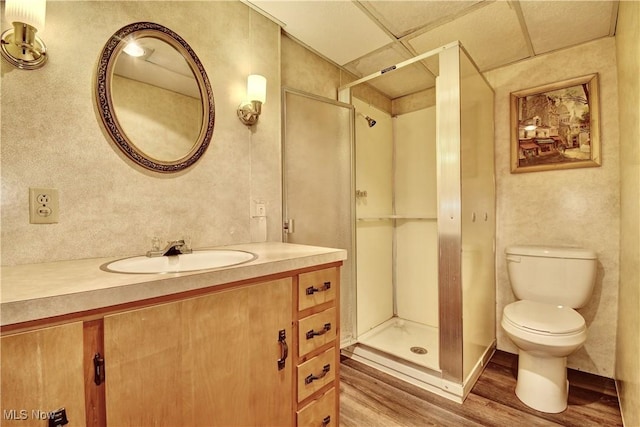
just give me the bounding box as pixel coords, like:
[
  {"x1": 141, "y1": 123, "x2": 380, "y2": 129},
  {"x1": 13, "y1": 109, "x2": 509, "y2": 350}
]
[
  {"x1": 151, "y1": 236, "x2": 161, "y2": 251},
  {"x1": 182, "y1": 235, "x2": 192, "y2": 252}
]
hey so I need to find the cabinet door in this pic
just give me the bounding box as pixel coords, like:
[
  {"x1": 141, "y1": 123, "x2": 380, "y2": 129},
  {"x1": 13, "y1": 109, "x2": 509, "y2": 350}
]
[
  {"x1": 1, "y1": 322, "x2": 86, "y2": 426},
  {"x1": 104, "y1": 278, "x2": 293, "y2": 426}
]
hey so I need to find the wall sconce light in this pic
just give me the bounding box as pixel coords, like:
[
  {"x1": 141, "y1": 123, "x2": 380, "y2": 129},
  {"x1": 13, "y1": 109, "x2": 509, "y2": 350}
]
[
  {"x1": 237, "y1": 74, "x2": 267, "y2": 126},
  {"x1": 1, "y1": 0, "x2": 47, "y2": 70}
]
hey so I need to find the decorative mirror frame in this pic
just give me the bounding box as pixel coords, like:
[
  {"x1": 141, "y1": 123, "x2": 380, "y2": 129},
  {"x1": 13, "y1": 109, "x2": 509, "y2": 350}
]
[{"x1": 95, "y1": 22, "x2": 215, "y2": 173}]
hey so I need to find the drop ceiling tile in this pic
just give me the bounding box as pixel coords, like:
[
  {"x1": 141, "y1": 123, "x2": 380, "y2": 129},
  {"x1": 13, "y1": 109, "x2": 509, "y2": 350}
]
[
  {"x1": 361, "y1": 0, "x2": 484, "y2": 38},
  {"x1": 407, "y1": 1, "x2": 530, "y2": 71},
  {"x1": 367, "y1": 63, "x2": 437, "y2": 99},
  {"x1": 344, "y1": 44, "x2": 437, "y2": 99},
  {"x1": 343, "y1": 43, "x2": 412, "y2": 77},
  {"x1": 248, "y1": 0, "x2": 393, "y2": 65},
  {"x1": 521, "y1": 1, "x2": 615, "y2": 54}
]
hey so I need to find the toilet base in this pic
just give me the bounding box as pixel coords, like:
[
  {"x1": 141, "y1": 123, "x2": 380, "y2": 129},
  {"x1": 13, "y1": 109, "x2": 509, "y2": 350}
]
[{"x1": 515, "y1": 350, "x2": 569, "y2": 413}]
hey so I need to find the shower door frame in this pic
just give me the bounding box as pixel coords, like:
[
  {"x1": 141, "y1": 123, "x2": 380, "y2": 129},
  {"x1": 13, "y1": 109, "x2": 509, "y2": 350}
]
[
  {"x1": 281, "y1": 87, "x2": 358, "y2": 346},
  {"x1": 338, "y1": 41, "x2": 465, "y2": 385}
]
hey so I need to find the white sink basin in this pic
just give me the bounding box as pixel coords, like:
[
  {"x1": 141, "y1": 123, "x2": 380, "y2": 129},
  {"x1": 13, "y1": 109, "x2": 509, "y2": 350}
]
[{"x1": 103, "y1": 249, "x2": 257, "y2": 274}]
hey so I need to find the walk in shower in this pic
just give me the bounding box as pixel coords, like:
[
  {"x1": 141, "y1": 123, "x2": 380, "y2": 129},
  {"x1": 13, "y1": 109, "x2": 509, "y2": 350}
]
[
  {"x1": 340, "y1": 41, "x2": 496, "y2": 401},
  {"x1": 283, "y1": 41, "x2": 496, "y2": 402},
  {"x1": 350, "y1": 95, "x2": 440, "y2": 370}
]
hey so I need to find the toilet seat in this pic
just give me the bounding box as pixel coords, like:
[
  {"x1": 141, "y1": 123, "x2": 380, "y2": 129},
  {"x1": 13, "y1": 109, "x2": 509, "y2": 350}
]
[{"x1": 503, "y1": 300, "x2": 585, "y2": 335}]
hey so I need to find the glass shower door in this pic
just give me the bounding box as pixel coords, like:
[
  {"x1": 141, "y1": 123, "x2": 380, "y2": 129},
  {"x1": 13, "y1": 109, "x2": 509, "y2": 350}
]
[{"x1": 282, "y1": 88, "x2": 355, "y2": 344}]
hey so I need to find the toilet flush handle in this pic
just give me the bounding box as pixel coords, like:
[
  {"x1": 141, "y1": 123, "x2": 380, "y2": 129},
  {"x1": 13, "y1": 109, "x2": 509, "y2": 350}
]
[{"x1": 506, "y1": 255, "x2": 521, "y2": 263}]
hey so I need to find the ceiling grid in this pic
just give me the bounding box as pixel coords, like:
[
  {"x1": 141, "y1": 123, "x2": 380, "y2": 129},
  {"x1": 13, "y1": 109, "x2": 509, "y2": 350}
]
[{"x1": 248, "y1": 0, "x2": 618, "y2": 99}]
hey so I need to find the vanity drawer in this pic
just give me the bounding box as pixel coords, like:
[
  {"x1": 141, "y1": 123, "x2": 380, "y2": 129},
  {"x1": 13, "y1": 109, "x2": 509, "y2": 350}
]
[
  {"x1": 296, "y1": 388, "x2": 336, "y2": 427},
  {"x1": 297, "y1": 348, "x2": 335, "y2": 402},
  {"x1": 298, "y1": 268, "x2": 337, "y2": 311},
  {"x1": 298, "y1": 308, "x2": 336, "y2": 357}
]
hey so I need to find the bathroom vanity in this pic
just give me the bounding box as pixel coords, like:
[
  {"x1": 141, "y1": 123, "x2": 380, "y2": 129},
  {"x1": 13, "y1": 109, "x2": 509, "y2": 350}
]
[{"x1": 0, "y1": 242, "x2": 345, "y2": 427}]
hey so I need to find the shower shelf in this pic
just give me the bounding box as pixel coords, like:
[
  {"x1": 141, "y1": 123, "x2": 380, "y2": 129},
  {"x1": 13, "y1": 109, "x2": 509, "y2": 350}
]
[{"x1": 356, "y1": 215, "x2": 437, "y2": 222}]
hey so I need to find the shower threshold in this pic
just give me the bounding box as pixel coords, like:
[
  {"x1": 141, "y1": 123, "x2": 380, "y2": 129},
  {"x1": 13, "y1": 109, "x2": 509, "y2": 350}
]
[
  {"x1": 357, "y1": 317, "x2": 439, "y2": 370},
  {"x1": 343, "y1": 318, "x2": 496, "y2": 403},
  {"x1": 343, "y1": 317, "x2": 468, "y2": 402}
]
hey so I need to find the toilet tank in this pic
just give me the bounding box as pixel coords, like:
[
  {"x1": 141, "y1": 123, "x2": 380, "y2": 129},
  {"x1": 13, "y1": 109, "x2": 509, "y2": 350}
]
[{"x1": 505, "y1": 245, "x2": 597, "y2": 308}]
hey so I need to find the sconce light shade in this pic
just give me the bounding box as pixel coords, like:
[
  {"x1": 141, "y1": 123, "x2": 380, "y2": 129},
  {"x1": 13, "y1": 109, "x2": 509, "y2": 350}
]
[
  {"x1": 5, "y1": 0, "x2": 46, "y2": 30},
  {"x1": 1, "y1": 0, "x2": 48, "y2": 70},
  {"x1": 247, "y1": 74, "x2": 267, "y2": 104},
  {"x1": 238, "y1": 74, "x2": 267, "y2": 126}
]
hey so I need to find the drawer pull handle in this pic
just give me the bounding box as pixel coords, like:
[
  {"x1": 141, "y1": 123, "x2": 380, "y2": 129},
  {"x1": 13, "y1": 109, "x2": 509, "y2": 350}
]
[
  {"x1": 322, "y1": 415, "x2": 331, "y2": 426},
  {"x1": 304, "y1": 364, "x2": 331, "y2": 384},
  {"x1": 306, "y1": 281, "x2": 331, "y2": 295},
  {"x1": 306, "y1": 323, "x2": 331, "y2": 339},
  {"x1": 277, "y1": 329, "x2": 288, "y2": 370}
]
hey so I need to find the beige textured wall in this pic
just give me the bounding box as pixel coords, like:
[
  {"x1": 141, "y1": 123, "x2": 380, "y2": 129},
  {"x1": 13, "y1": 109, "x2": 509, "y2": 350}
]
[
  {"x1": 281, "y1": 33, "x2": 387, "y2": 111},
  {"x1": 281, "y1": 34, "x2": 345, "y2": 100},
  {"x1": 615, "y1": 1, "x2": 640, "y2": 425},
  {"x1": 1, "y1": 1, "x2": 281, "y2": 265},
  {"x1": 392, "y1": 87, "x2": 436, "y2": 115},
  {"x1": 484, "y1": 37, "x2": 620, "y2": 377}
]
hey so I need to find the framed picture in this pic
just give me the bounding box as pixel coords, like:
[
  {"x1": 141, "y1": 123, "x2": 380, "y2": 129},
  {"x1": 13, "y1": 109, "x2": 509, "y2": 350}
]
[{"x1": 510, "y1": 74, "x2": 601, "y2": 173}]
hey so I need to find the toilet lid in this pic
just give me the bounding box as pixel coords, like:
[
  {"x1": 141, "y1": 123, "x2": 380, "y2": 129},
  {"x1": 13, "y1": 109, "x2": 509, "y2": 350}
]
[{"x1": 504, "y1": 300, "x2": 585, "y2": 334}]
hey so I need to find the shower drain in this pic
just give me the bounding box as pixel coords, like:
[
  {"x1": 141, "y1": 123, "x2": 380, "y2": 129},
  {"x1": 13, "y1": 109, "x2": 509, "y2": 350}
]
[{"x1": 410, "y1": 346, "x2": 428, "y2": 355}]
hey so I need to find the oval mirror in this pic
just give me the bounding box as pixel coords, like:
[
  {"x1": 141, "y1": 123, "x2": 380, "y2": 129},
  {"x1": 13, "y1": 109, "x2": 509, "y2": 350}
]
[{"x1": 95, "y1": 22, "x2": 215, "y2": 173}]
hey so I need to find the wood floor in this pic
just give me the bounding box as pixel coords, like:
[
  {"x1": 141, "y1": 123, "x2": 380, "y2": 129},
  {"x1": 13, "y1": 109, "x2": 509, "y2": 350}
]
[{"x1": 340, "y1": 350, "x2": 623, "y2": 426}]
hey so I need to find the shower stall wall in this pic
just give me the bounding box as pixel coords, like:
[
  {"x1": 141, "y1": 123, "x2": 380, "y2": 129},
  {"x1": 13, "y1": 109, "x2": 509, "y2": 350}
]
[
  {"x1": 353, "y1": 98, "x2": 439, "y2": 370},
  {"x1": 339, "y1": 41, "x2": 496, "y2": 401}
]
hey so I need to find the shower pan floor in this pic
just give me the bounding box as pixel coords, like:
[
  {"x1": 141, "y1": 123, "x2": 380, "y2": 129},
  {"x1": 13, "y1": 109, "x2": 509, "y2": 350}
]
[{"x1": 357, "y1": 317, "x2": 439, "y2": 370}]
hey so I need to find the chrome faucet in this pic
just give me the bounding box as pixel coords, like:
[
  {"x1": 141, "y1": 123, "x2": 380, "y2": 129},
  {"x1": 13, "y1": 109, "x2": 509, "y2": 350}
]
[{"x1": 146, "y1": 239, "x2": 193, "y2": 257}]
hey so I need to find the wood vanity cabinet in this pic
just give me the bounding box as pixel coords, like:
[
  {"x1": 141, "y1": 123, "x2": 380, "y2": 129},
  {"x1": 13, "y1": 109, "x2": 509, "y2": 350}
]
[
  {"x1": 0, "y1": 322, "x2": 87, "y2": 426},
  {"x1": 294, "y1": 267, "x2": 340, "y2": 427},
  {"x1": 103, "y1": 277, "x2": 293, "y2": 426},
  {"x1": 0, "y1": 262, "x2": 341, "y2": 427}
]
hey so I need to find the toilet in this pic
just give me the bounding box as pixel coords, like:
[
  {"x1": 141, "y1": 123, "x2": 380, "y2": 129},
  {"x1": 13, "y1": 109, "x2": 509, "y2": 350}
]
[{"x1": 501, "y1": 245, "x2": 597, "y2": 413}]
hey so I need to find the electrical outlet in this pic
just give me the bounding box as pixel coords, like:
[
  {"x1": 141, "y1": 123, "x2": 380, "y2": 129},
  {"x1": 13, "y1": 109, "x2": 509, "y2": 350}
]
[{"x1": 29, "y1": 187, "x2": 59, "y2": 224}]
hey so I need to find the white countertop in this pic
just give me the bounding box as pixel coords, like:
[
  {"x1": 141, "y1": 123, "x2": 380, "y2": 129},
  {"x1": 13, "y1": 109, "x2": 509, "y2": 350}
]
[{"x1": 1, "y1": 242, "x2": 347, "y2": 327}]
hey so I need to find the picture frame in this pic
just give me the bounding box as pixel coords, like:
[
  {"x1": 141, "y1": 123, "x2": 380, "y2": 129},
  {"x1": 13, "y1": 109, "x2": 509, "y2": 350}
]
[{"x1": 510, "y1": 73, "x2": 601, "y2": 173}]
